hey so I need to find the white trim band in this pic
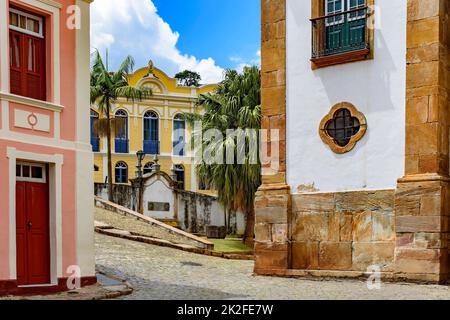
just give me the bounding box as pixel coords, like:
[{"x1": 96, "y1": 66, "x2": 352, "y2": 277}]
[{"x1": 0, "y1": 91, "x2": 64, "y2": 112}]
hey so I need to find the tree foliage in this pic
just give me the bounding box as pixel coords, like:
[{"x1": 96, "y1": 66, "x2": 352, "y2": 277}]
[
  {"x1": 184, "y1": 66, "x2": 261, "y2": 243},
  {"x1": 175, "y1": 70, "x2": 202, "y2": 87}
]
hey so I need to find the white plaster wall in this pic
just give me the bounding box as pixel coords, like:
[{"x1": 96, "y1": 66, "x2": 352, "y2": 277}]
[
  {"x1": 176, "y1": 196, "x2": 245, "y2": 235},
  {"x1": 142, "y1": 179, "x2": 175, "y2": 219},
  {"x1": 286, "y1": 0, "x2": 406, "y2": 193},
  {"x1": 209, "y1": 201, "x2": 225, "y2": 227}
]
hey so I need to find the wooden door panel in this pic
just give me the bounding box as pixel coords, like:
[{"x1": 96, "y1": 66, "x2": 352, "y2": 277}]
[
  {"x1": 28, "y1": 233, "x2": 50, "y2": 284},
  {"x1": 16, "y1": 182, "x2": 27, "y2": 285},
  {"x1": 28, "y1": 184, "x2": 49, "y2": 231},
  {"x1": 16, "y1": 176, "x2": 50, "y2": 286},
  {"x1": 15, "y1": 233, "x2": 27, "y2": 285},
  {"x1": 26, "y1": 183, "x2": 50, "y2": 285}
]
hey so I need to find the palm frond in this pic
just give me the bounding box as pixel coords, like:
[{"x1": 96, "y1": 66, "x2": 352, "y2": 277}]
[
  {"x1": 113, "y1": 85, "x2": 153, "y2": 102},
  {"x1": 194, "y1": 65, "x2": 262, "y2": 216}
]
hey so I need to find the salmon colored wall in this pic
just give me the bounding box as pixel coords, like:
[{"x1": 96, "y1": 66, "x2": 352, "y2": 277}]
[
  {"x1": 0, "y1": 143, "x2": 10, "y2": 280},
  {"x1": 0, "y1": 139, "x2": 77, "y2": 279},
  {"x1": 59, "y1": 0, "x2": 76, "y2": 142},
  {"x1": 10, "y1": 0, "x2": 79, "y2": 142}
]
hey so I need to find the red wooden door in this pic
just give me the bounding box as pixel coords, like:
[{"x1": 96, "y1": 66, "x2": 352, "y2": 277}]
[{"x1": 16, "y1": 176, "x2": 50, "y2": 286}]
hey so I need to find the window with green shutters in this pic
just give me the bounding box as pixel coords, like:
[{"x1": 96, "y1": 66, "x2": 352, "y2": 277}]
[{"x1": 312, "y1": 0, "x2": 369, "y2": 61}]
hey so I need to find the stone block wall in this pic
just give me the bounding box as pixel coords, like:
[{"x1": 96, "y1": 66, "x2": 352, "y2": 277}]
[
  {"x1": 255, "y1": 0, "x2": 450, "y2": 284},
  {"x1": 394, "y1": 179, "x2": 450, "y2": 282},
  {"x1": 94, "y1": 183, "x2": 137, "y2": 210},
  {"x1": 255, "y1": 0, "x2": 291, "y2": 275},
  {"x1": 254, "y1": 185, "x2": 291, "y2": 272},
  {"x1": 393, "y1": 0, "x2": 450, "y2": 283},
  {"x1": 291, "y1": 190, "x2": 395, "y2": 273}
]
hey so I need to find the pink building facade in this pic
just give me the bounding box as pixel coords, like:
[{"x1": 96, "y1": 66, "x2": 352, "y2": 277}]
[{"x1": 0, "y1": 0, "x2": 95, "y2": 295}]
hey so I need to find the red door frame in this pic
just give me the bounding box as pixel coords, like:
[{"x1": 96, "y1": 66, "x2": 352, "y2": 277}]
[{"x1": 15, "y1": 164, "x2": 50, "y2": 286}]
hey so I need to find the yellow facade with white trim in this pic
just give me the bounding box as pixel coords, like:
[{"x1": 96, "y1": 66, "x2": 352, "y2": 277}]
[{"x1": 91, "y1": 64, "x2": 217, "y2": 192}]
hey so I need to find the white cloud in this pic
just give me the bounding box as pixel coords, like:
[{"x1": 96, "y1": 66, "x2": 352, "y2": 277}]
[
  {"x1": 90, "y1": 0, "x2": 224, "y2": 84},
  {"x1": 230, "y1": 50, "x2": 261, "y2": 73}
]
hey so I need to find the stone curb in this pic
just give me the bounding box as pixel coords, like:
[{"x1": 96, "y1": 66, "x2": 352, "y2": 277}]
[
  {"x1": 0, "y1": 271, "x2": 133, "y2": 300},
  {"x1": 89, "y1": 283, "x2": 133, "y2": 301},
  {"x1": 96, "y1": 227, "x2": 254, "y2": 261}
]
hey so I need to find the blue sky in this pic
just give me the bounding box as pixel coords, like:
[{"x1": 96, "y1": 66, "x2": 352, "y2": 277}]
[
  {"x1": 91, "y1": 0, "x2": 260, "y2": 83},
  {"x1": 152, "y1": 0, "x2": 260, "y2": 69}
]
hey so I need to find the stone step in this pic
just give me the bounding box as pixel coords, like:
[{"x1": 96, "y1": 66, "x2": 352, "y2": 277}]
[{"x1": 157, "y1": 219, "x2": 180, "y2": 228}]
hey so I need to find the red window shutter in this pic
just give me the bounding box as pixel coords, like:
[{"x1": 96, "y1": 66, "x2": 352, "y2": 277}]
[
  {"x1": 9, "y1": 30, "x2": 46, "y2": 101},
  {"x1": 24, "y1": 35, "x2": 45, "y2": 101},
  {"x1": 9, "y1": 31, "x2": 24, "y2": 96}
]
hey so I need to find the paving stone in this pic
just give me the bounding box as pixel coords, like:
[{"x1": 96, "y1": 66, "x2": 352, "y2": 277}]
[{"x1": 95, "y1": 234, "x2": 450, "y2": 300}]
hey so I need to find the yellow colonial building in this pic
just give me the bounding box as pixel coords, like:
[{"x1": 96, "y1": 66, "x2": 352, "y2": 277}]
[{"x1": 90, "y1": 62, "x2": 217, "y2": 192}]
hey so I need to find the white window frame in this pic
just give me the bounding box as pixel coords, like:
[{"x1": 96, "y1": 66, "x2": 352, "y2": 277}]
[
  {"x1": 115, "y1": 161, "x2": 128, "y2": 184},
  {"x1": 143, "y1": 162, "x2": 154, "y2": 175},
  {"x1": 9, "y1": 8, "x2": 44, "y2": 38},
  {"x1": 143, "y1": 110, "x2": 160, "y2": 142},
  {"x1": 325, "y1": 0, "x2": 344, "y2": 27},
  {"x1": 16, "y1": 162, "x2": 47, "y2": 183},
  {"x1": 347, "y1": 0, "x2": 366, "y2": 22},
  {"x1": 114, "y1": 109, "x2": 129, "y2": 140}
]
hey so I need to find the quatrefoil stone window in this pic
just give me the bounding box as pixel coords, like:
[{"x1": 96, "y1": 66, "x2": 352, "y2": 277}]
[{"x1": 319, "y1": 102, "x2": 367, "y2": 154}]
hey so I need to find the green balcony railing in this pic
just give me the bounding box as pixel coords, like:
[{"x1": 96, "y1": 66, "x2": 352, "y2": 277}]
[{"x1": 311, "y1": 6, "x2": 369, "y2": 59}]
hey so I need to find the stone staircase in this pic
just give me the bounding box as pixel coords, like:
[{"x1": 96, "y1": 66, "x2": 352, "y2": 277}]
[
  {"x1": 157, "y1": 219, "x2": 180, "y2": 228},
  {"x1": 94, "y1": 197, "x2": 214, "y2": 250}
]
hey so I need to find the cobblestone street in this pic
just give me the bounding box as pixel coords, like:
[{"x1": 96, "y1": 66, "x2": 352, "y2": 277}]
[{"x1": 95, "y1": 234, "x2": 450, "y2": 300}]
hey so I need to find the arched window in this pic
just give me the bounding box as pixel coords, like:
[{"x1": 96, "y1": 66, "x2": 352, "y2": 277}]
[
  {"x1": 90, "y1": 110, "x2": 100, "y2": 152},
  {"x1": 143, "y1": 162, "x2": 154, "y2": 175},
  {"x1": 174, "y1": 164, "x2": 185, "y2": 190},
  {"x1": 115, "y1": 161, "x2": 128, "y2": 184},
  {"x1": 173, "y1": 114, "x2": 186, "y2": 156},
  {"x1": 115, "y1": 110, "x2": 129, "y2": 153},
  {"x1": 143, "y1": 111, "x2": 160, "y2": 154}
]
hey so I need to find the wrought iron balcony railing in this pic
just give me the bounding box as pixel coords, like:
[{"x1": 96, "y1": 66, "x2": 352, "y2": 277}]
[
  {"x1": 143, "y1": 140, "x2": 160, "y2": 155},
  {"x1": 311, "y1": 6, "x2": 369, "y2": 61},
  {"x1": 115, "y1": 138, "x2": 129, "y2": 154},
  {"x1": 91, "y1": 137, "x2": 100, "y2": 152}
]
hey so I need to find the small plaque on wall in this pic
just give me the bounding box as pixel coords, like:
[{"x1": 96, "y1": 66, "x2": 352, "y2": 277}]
[{"x1": 148, "y1": 202, "x2": 170, "y2": 212}]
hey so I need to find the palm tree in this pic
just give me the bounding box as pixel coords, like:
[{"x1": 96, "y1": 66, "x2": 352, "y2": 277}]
[
  {"x1": 184, "y1": 66, "x2": 261, "y2": 245},
  {"x1": 90, "y1": 51, "x2": 152, "y2": 202}
]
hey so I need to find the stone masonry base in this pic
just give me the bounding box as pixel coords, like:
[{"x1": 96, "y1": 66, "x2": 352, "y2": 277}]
[
  {"x1": 394, "y1": 176, "x2": 450, "y2": 284},
  {"x1": 254, "y1": 184, "x2": 450, "y2": 284}
]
